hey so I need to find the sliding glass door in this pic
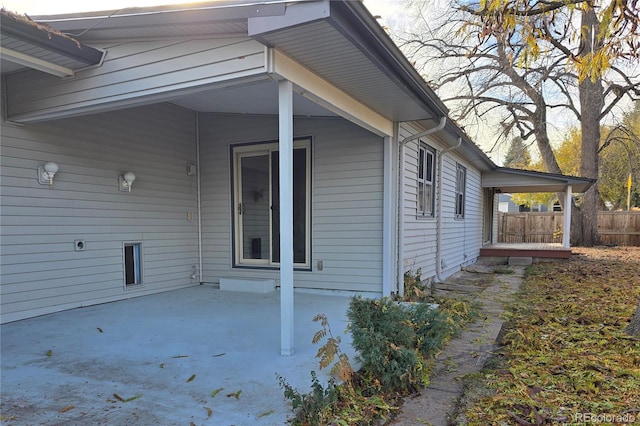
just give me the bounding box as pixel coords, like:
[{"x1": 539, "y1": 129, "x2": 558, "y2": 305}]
[{"x1": 233, "y1": 140, "x2": 310, "y2": 267}]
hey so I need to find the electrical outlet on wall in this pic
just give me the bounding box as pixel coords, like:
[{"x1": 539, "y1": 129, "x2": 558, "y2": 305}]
[{"x1": 317, "y1": 260, "x2": 323, "y2": 271}]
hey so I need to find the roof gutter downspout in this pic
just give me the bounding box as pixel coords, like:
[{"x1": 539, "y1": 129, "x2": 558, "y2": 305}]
[
  {"x1": 435, "y1": 136, "x2": 463, "y2": 282},
  {"x1": 196, "y1": 113, "x2": 203, "y2": 284},
  {"x1": 397, "y1": 116, "x2": 446, "y2": 297}
]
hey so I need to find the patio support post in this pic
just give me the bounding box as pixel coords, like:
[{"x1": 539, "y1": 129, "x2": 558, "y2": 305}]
[
  {"x1": 279, "y1": 79, "x2": 295, "y2": 356},
  {"x1": 382, "y1": 135, "x2": 393, "y2": 297},
  {"x1": 563, "y1": 185, "x2": 572, "y2": 248}
]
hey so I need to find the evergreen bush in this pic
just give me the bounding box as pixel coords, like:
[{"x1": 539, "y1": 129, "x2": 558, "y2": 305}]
[
  {"x1": 412, "y1": 302, "x2": 451, "y2": 356},
  {"x1": 347, "y1": 297, "x2": 424, "y2": 392}
]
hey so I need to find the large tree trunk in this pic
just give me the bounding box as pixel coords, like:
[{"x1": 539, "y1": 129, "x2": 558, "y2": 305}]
[
  {"x1": 533, "y1": 109, "x2": 562, "y2": 176},
  {"x1": 626, "y1": 303, "x2": 640, "y2": 336},
  {"x1": 570, "y1": 203, "x2": 584, "y2": 246},
  {"x1": 533, "y1": 110, "x2": 586, "y2": 244},
  {"x1": 578, "y1": 7, "x2": 604, "y2": 247}
]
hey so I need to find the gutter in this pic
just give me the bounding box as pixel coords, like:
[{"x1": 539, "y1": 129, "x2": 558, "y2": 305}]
[
  {"x1": 435, "y1": 137, "x2": 462, "y2": 282},
  {"x1": 397, "y1": 116, "x2": 446, "y2": 296},
  {"x1": 1, "y1": 11, "x2": 104, "y2": 66}
]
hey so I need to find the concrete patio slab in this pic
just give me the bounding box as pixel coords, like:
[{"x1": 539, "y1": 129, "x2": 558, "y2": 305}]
[{"x1": 1, "y1": 286, "x2": 356, "y2": 425}]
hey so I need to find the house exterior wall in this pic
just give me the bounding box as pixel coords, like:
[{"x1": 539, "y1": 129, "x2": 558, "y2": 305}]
[
  {"x1": 4, "y1": 38, "x2": 267, "y2": 122},
  {"x1": 0, "y1": 103, "x2": 199, "y2": 323},
  {"x1": 399, "y1": 122, "x2": 483, "y2": 281},
  {"x1": 399, "y1": 122, "x2": 437, "y2": 278},
  {"x1": 198, "y1": 113, "x2": 384, "y2": 295},
  {"x1": 439, "y1": 152, "x2": 483, "y2": 276}
]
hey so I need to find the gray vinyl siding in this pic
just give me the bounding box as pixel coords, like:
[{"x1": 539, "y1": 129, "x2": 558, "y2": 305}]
[
  {"x1": 199, "y1": 113, "x2": 384, "y2": 294},
  {"x1": 400, "y1": 122, "x2": 436, "y2": 278},
  {"x1": 0, "y1": 103, "x2": 199, "y2": 323},
  {"x1": 399, "y1": 122, "x2": 483, "y2": 281},
  {"x1": 5, "y1": 38, "x2": 267, "y2": 122},
  {"x1": 438, "y1": 153, "x2": 483, "y2": 276}
]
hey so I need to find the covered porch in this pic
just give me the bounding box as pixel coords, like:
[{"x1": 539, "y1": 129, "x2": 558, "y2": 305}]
[
  {"x1": 482, "y1": 167, "x2": 596, "y2": 260},
  {"x1": 1, "y1": 1, "x2": 418, "y2": 355}
]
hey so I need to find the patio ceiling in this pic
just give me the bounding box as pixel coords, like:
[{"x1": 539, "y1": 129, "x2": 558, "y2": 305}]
[{"x1": 168, "y1": 79, "x2": 341, "y2": 118}]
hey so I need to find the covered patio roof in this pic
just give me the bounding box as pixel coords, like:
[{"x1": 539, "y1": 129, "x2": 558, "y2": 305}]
[
  {"x1": 31, "y1": 0, "x2": 445, "y2": 124},
  {"x1": 483, "y1": 167, "x2": 596, "y2": 193}
]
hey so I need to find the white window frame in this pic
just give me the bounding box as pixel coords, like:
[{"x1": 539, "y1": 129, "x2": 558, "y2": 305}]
[
  {"x1": 417, "y1": 142, "x2": 436, "y2": 217},
  {"x1": 455, "y1": 163, "x2": 466, "y2": 219},
  {"x1": 232, "y1": 139, "x2": 311, "y2": 268},
  {"x1": 123, "y1": 242, "x2": 143, "y2": 287}
]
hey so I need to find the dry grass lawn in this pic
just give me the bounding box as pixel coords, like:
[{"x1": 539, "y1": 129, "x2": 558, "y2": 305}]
[{"x1": 462, "y1": 246, "x2": 640, "y2": 425}]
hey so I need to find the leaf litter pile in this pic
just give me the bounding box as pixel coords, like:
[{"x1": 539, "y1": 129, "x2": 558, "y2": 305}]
[{"x1": 463, "y1": 247, "x2": 640, "y2": 425}]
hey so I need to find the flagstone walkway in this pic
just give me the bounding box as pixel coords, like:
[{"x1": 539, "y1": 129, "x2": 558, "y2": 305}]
[{"x1": 389, "y1": 264, "x2": 525, "y2": 426}]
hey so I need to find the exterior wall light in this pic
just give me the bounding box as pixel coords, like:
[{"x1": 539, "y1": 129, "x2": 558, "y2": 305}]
[
  {"x1": 119, "y1": 171, "x2": 136, "y2": 192},
  {"x1": 38, "y1": 161, "x2": 59, "y2": 185}
]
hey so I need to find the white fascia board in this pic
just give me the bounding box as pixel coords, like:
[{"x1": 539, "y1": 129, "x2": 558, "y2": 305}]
[
  {"x1": 0, "y1": 47, "x2": 74, "y2": 77},
  {"x1": 268, "y1": 48, "x2": 393, "y2": 137}
]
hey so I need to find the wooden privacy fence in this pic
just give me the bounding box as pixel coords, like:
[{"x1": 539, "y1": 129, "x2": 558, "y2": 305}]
[
  {"x1": 598, "y1": 212, "x2": 640, "y2": 246},
  {"x1": 498, "y1": 211, "x2": 640, "y2": 246}
]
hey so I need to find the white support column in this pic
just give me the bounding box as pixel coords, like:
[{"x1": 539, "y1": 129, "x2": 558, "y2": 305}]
[
  {"x1": 279, "y1": 80, "x2": 295, "y2": 356},
  {"x1": 382, "y1": 136, "x2": 393, "y2": 297},
  {"x1": 563, "y1": 185, "x2": 572, "y2": 249}
]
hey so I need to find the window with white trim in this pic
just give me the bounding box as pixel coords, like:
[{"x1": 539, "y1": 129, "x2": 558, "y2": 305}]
[
  {"x1": 455, "y1": 163, "x2": 466, "y2": 218},
  {"x1": 417, "y1": 142, "x2": 436, "y2": 217},
  {"x1": 232, "y1": 139, "x2": 311, "y2": 268}
]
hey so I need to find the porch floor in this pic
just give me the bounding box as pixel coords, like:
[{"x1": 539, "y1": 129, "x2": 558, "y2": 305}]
[
  {"x1": 0, "y1": 286, "x2": 355, "y2": 425},
  {"x1": 480, "y1": 242, "x2": 572, "y2": 259}
]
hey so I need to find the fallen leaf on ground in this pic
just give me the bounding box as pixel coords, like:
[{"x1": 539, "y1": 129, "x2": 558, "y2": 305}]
[
  {"x1": 257, "y1": 409, "x2": 274, "y2": 418},
  {"x1": 227, "y1": 390, "x2": 242, "y2": 399}
]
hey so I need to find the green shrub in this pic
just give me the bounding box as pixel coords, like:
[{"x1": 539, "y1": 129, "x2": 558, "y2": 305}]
[
  {"x1": 412, "y1": 303, "x2": 451, "y2": 356},
  {"x1": 278, "y1": 314, "x2": 395, "y2": 425},
  {"x1": 347, "y1": 297, "x2": 423, "y2": 393},
  {"x1": 279, "y1": 295, "x2": 480, "y2": 425},
  {"x1": 277, "y1": 371, "x2": 340, "y2": 426}
]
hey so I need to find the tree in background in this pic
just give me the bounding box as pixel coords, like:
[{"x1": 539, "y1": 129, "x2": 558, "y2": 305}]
[
  {"x1": 599, "y1": 103, "x2": 640, "y2": 210},
  {"x1": 503, "y1": 137, "x2": 554, "y2": 209},
  {"x1": 503, "y1": 137, "x2": 532, "y2": 169},
  {"x1": 548, "y1": 103, "x2": 640, "y2": 210},
  {"x1": 399, "y1": 0, "x2": 640, "y2": 245}
]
